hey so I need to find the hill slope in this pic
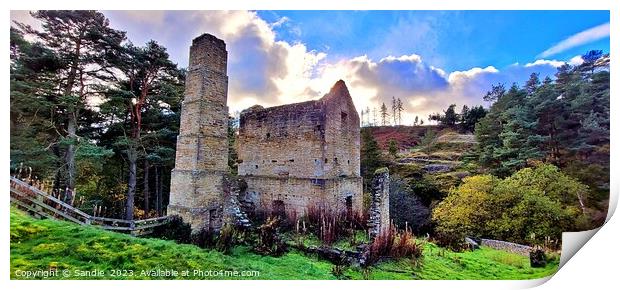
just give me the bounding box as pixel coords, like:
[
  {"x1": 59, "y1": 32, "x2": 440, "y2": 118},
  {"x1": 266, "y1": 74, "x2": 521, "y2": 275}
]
[
  {"x1": 10, "y1": 207, "x2": 558, "y2": 280},
  {"x1": 365, "y1": 125, "x2": 437, "y2": 150}
]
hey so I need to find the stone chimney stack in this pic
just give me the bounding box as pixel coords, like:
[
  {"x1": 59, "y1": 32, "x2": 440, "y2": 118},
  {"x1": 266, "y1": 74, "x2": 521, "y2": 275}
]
[
  {"x1": 368, "y1": 167, "x2": 390, "y2": 239},
  {"x1": 168, "y1": 33, "x2": 229, "y2": 231}
]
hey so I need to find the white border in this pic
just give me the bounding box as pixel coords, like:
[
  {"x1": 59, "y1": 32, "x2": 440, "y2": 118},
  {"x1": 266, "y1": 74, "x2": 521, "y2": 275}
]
[{"x1": 2, "y1": 1, "x2": 618, "y2": 290}]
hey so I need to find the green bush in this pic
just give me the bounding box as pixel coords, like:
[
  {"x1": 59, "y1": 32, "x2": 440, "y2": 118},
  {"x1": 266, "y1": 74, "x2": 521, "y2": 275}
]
[{"x1": 432, "y1": 164, "x2": 589, "y2": 247}]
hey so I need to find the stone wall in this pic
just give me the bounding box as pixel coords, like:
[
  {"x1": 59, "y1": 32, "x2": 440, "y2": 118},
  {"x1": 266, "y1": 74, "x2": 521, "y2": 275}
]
[
  {"x1": 241, "y1": 175, "x2": 363, "y2": 215},
  {"x1": 480, "y1": 239, "x2": 533, "y2": 256},
  {"x1": 237, "y1": 80, "x2": 363, "y2": 217},
  {"x1": 168, "y1": 33, "x2": 229, "y2": 231},
  {"x1": 237, "y1": 101, "x2": 326, "y2": 179},
  {"x1": 322, "y1": 80, "x2": 361, "y2": 178},
  {"x1": 368, "y1": 168, "x2": 390, "y2": 238}
]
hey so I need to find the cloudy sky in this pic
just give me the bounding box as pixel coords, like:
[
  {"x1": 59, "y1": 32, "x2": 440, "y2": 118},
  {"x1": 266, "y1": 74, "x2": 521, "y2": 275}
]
[{"x1": 11, "y1": 10, "x2": 610, "y2": 124}]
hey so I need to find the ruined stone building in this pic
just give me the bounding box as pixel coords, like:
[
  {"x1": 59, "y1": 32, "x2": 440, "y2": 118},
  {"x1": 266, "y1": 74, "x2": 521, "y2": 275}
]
[
  {"x1": 169, "y1": 33, "x2": 365, "y2": 231},
  {"x1": 168, "y1": 34, "x2": 229, "y2": 231},
  {"x1": 237, "y1": 80, "x2": 363, "y2": 216}
]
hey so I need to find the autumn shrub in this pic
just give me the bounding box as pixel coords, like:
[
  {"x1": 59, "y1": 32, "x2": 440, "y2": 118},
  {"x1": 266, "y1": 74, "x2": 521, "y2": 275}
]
[
  {"x1": 366, "y1": 224, "x2": 423, "y2": 265},
  {"x1": 305, "y1": 203, "x2": 365, "y2": 246},
  {"x1": 216, "y1": 223, "x2": 236, "y2": 253},
  {"x1": 254, "y1": 216, "x2": 287, "y2": 256}
]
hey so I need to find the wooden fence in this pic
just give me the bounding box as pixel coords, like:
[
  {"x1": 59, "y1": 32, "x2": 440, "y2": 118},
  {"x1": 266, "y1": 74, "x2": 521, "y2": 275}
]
[{"x1": 9, "y1": 176, "x2": 169, "y2": 236}]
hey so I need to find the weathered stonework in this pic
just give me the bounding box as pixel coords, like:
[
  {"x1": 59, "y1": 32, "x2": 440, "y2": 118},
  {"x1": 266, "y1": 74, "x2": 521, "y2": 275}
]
[
  {"x1": 368, "y1": 168, "x2": 390, "y2": 238},
  {"x1": 480, "y1": 239, "x2": 533, "y2": 256},
  {"x1": 168, "y1": 34, "x2": 229, "y2": 231},
  {"x1": 222, "y1": 175, "x2": 252, "y2": 229},
  {"x1": 237, "y1": 80, "x2": 363, "y2": 216},
  {"x1": 169, "y1": 34, "x2": 365, "y2": 231}
]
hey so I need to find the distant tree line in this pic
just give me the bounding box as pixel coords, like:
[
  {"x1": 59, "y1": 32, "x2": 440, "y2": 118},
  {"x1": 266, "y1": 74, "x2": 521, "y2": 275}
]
[
  {"x1": 361, "y1": 97, "x2": 418, "y2": 127},
  {"x1": 428, "y1": 104, "x2": 487, "y2": 133}
]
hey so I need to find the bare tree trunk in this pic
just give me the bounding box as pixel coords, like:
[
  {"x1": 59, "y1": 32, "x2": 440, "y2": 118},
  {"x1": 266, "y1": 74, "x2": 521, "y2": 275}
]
[
  {"x1": 158, "y1": 167, "x2": 163, "y2": 216},
  {"x1": 65, "y1": 115, "x2": 77, "y2": 203},
  {"x1": 62, "y1": 36, "x2": 82, "y2": 199},
  {"x1": 125, "y1": 146, "x2": 137, "y2": 220},
  {"x1": 155, "y1": 166, "x2": 162, "y2": 217},
  {"x1": 143, "y1": 159, "x2": 150, "y2": 215}
]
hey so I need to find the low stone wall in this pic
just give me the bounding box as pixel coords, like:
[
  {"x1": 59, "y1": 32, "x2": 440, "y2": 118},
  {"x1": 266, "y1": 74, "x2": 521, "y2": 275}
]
[{"x1": 480, "y1": 239, "x2": 533, "y2": 256}]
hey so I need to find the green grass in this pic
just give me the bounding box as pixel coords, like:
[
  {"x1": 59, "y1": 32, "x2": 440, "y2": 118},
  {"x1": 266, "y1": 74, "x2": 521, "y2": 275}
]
[
  {"x1": 10, "y1": 207, "x2": 334, "y2": 280},
  {"x1": 409, "y1": 243, "x2": 558, "y2": 280},
  {"x1": 10, "y1": 207, "x2": 558, "y2": 280}
]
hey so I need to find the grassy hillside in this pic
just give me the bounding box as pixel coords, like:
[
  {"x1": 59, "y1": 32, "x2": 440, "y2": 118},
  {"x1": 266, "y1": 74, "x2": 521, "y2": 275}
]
[
  {"x1": 366, "y1": 125, "x2": 439, "y2": 150},
  {"x1": 10, "y1": 207, "x2": 558, "y2": 280}
]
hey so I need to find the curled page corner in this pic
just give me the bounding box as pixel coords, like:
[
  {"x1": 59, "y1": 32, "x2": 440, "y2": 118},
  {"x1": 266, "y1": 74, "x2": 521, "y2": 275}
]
[{"x1": 558, "y1": 228, "x2": 600, "y2": 269}]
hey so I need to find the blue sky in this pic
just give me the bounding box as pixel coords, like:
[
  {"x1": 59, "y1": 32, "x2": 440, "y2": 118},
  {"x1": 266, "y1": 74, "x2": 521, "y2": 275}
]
[
  {"x1": 258, "y1": 10, "x2": 609, "y2": 71},
  {"x1": 11, "y1": 10, "x2": 610, "y2": 124}
]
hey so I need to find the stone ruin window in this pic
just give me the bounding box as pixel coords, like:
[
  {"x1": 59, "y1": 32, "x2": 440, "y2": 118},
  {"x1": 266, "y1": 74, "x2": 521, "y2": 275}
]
[
  {"x1": 255, "y1": 165, "x2": 259, "y2": 169},
  {"x1": 347, "y1": 160, "x2": 350, "y2": 164},
  {"x1": 266, "y1": 133, "x2": 271, "y2": 139},
  {"x1": 324, "y1": 158, "x2": 328, "y2": 163},
  {"x1": 311, "y1": 178, "x2": 326, "y2": 187},
  {"x1": 345, "y1": 196, "x2": 353, "y2": 217},
  {"x1": 289, "y1": 159, "x2": 294, "y2": 162},
  {"x1": 208, "y1": 209, "x2": 218, "y2": 231},
  {"x1": 334, "y1": 157, "x2": 338, "y2": 163},
  {"x1": 341, "y1": 111, "x2": 348, "y2": 122},
  {"x1": 272, "y1": 200, "x2": 286, "y2": 219}
]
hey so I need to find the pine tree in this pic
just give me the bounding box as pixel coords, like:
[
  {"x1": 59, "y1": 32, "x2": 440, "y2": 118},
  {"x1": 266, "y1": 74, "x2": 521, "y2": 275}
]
[
  {"x1": 10, "y1": 28, "x2": 62, "y2": 178},
  {"x1": 372, "y1": 107, "x2": 378, "y2": 127},
  {"x1": 525, "y1": 73, "x2": 540, "y2": 95},
  {"x1": 102, "y1": 40, "x2": 181, "y2": 220},
  {"x1": 15, "y1": 11, "x2": 126, "y2": 197},
  {"x1": 396, "y1": 98, "x2": 404, "y2": 126},
  {"x1": 380, "y1": 102, "x2": 389, "y2": 126},
  {"x1": 579, "y1": 50, "x2": 604, "y2": 78},
  {"x1": 388, "y1": 140, "x2": 398, "y2": 158},
  {"x1": 391, "y1": 97, "x2": 397, "y2": 126}
]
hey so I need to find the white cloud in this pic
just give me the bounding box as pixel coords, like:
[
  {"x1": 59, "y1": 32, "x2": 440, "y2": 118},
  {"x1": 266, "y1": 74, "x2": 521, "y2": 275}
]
[
  {"x1": 538, "y1": 22, "x2": 610, "y2": 58},
  {"x1": 525, "y1": 54, "x2": 586, "y2": 69},
  {"x1": 380, "y1": 54, "x2": 422, "y2": 63},
  {"x1": 448, "y1": 66, "x2": 498, "y2": 82},
  {"x1": 525, "y1": 59, "x2": 566, "y2": 68},
  {"x1": 568, "y1": 55, "x2": 585, "y2": 66},
  {"x1": 270, "y1": 16, "x2": 290, "y2": 28}
]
